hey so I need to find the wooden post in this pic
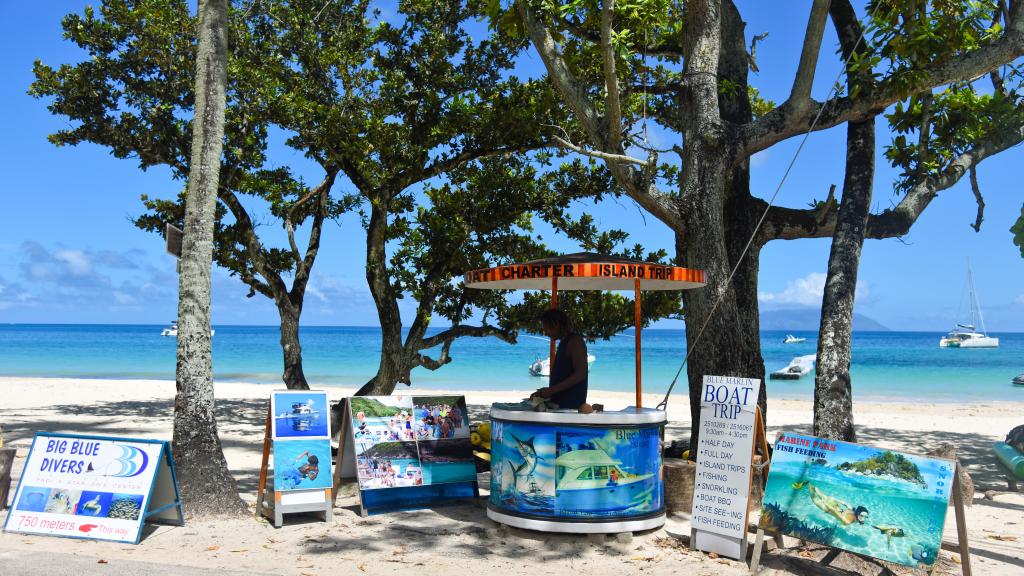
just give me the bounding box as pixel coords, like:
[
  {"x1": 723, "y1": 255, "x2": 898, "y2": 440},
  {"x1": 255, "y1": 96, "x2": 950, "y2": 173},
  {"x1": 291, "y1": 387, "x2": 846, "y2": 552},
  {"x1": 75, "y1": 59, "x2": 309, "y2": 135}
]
[
  {"x1": 549, "y1": 276, "x2": 557, "y2": 370},
  {"x1": 255, "y1": 407, "x2": 272, "y2": 517},
  {"x1": 331, "y1": 399, "x2": 352, "y2": 504},
  {"x1": 952, "y1": 462, "x2": 972, "y2": 576},
  {"x1": 634, "y1": 277, "x2": 642, "y2": 411}
]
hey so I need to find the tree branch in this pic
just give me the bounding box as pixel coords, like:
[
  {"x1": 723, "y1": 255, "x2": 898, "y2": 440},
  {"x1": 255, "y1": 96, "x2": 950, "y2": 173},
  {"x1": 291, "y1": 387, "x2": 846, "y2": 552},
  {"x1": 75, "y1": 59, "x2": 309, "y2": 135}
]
[
  {"x1": 786, "y1": 0, "x2": 832, "y2": 113},
  {"x1": 517, "y1": 0, "x2": 684, "y2": 230},
  {"x1": 601, "y1": 0, "x2": 623, "y2": 150},
  {"x1": 218, "y1": 187, "x2": 292, "y2": 309},
  {"x1": 414, "y1": 143, "x2": 546, "y2": 187},
  {"x1": 291, "y1": 168, "x2": 339, "y2": 296},
  {"x1": 738, "y1": 10, "x2": 1024, "y2": 160},
  {"x1": 969, "y1": 166, "x2": 985, "y2": 232},
  {"x1": 417, "y1": 324, "x2": 517, "y2": 351},
  {"x1": 552, "y1": 136, "x2": 649, "y2": 165},
  {"x1": 760, "y1": 124, "x2": 1024, "y2": 241}
]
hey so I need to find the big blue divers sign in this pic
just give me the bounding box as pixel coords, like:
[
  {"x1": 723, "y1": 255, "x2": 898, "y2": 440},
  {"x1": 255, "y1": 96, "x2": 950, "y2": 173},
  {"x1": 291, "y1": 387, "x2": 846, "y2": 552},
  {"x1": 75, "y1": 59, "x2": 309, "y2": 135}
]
[{"x1": 3, "y1": 433, "x2": 183, "y2": 544}]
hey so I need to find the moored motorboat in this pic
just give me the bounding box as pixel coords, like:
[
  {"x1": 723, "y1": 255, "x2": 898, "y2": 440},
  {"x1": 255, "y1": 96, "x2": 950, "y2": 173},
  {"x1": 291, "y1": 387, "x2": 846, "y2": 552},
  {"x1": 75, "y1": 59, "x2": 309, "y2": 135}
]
[
  {"x1": 160, "y1": 320, "x2": 214, "y2": 337},
  {"x1": 528, "y1": 354, "x2": 596, "y2": 377},
  {"x1": 782, "y1": 334, "x2": 806, "y2": 344},
  {"x1": 770, "y1": 355, "x2": 816, "y2": 380},
  {"x1": 1013, "y1": 374, "x2": 1024, "y2": 387}
]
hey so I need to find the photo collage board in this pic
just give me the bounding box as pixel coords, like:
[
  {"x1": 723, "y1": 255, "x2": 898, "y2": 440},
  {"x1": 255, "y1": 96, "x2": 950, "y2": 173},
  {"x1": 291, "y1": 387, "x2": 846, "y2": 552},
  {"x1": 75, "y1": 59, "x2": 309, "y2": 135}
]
[
  {"x1": 271, "y1": 390, "x2": 333, "y2": 492},
  {"x1": 348, "y1": 395, "x2": 475, "y2": 491}
]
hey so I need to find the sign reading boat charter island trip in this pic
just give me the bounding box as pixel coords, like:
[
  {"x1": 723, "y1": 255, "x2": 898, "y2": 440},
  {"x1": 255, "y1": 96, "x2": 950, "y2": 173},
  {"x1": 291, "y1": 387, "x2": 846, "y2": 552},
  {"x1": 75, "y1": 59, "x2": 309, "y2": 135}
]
[
  {"x1": 257, "y1": 390, "x2": 334, "y2": 527},
  {"x1": 336, "y1": 395, "x2": 478, "y2": 515},
  {"x1": 3, "y1": 433, "x2": 183, "y2": 544},
  {"x1": 758, "y1": 433, "x2": 956, "y2": 568},
  {"x1": 690, "y1": 375, "x2": 761, "y2": 560}
]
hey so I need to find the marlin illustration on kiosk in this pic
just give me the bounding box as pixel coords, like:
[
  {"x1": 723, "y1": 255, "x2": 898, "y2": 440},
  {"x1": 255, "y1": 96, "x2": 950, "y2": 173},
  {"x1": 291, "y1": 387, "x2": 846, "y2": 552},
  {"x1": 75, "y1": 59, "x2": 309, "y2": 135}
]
[{"x1": 508, "y1": 434, "x2": 543, "y2": 492}]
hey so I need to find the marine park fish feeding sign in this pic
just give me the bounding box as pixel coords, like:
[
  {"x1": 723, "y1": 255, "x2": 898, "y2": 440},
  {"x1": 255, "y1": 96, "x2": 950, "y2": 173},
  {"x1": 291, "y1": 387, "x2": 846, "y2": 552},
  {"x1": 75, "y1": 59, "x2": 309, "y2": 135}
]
[
  {"x1": 3, "y1": 433, "x2": 183, "y2": 544},
  {"x1": 750, "y1": 432, "x2": 973, "y2": 574}
]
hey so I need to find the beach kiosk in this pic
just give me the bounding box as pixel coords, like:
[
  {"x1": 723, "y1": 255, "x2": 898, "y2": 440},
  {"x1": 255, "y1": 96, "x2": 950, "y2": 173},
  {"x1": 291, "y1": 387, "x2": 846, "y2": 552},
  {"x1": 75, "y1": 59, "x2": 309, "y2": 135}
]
[{"x1": 464, "y1": 253, "x2": 705, "y2": 533}]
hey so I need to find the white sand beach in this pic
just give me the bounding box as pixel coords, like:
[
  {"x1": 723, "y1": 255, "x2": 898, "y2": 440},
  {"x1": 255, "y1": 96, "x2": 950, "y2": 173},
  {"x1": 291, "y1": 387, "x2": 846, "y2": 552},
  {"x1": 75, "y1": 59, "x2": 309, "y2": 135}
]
[{"x1": 1, "y1": 377, "x2": 1021, "y2": 575}]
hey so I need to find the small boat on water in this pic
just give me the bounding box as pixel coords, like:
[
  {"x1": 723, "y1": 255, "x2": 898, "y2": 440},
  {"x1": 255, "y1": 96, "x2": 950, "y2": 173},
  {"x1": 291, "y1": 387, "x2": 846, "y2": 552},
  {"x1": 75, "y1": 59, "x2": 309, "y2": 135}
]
[
  {"x1": 160, "y1": 320, "x2": 214, "y2": 337},
  {"x1": 782, "y1": 334, "x2": 806, "y2": 344},
  {"x1": 939, "y1": 264, "x2": 997, "y2": 348},
  {"x1": 528, "y1": 354, "x2": 596, "y2": 377},
  {"x1": 770, "y1": 355, "x2": 816, "y2": 380},
  {"x1": 160, "y1": 321, "x2": 177, "y2": 336},
  {"x1": 1014, "y1": 374, "x2": 1024, "y2": 387}
]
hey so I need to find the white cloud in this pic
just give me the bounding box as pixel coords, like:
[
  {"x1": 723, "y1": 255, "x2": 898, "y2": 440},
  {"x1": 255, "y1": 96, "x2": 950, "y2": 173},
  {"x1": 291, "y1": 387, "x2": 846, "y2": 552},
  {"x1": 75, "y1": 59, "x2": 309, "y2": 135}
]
[
  {"x1": 55, "y1": 249, "x2": 92, "y2": 275},
  {"x1": 759, "y1": 272, "x2": 868, "y2": 308},
  {"x1": 1015, "y1": 294, "x2": 1024, "y2": 306},
  {"x1": 112, "y1": 291, "x2": 137, "y2": 305}
]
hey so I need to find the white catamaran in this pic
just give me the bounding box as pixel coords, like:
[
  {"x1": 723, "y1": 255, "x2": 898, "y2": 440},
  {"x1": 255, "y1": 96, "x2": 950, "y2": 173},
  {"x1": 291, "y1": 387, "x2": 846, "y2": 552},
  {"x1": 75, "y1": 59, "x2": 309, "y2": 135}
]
[{"x1": 939, "y1": 265, "x2": 998, "y2": 348}]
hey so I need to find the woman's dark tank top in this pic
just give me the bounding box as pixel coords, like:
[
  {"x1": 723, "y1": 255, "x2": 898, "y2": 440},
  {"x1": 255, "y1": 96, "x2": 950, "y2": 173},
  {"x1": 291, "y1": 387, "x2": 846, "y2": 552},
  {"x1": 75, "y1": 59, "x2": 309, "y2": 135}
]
[{"x1": 549, "y1": 333, "x2": 588, "y2": 409}]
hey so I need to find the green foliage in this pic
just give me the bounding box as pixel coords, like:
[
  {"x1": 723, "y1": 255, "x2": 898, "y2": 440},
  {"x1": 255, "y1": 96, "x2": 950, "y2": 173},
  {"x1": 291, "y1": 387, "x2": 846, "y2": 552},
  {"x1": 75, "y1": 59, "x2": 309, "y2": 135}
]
[
  {"x1": 30, "y1": 0, "x2": 357, "y2": 299},
  {"x1": 884, "y1": 87, "x2": 1024, "y2": 195},
  {"x1": 32, "y1": 0, "x2": 677, "y2": 374},
  {"x1": 1012, "y1": 204, "x2": 1024, "y2": 258},
  {"x1": 748, "y1": 86, "x2": 775, "y2": 120},
  {"x1": 349, "y1": 397, "x2": 404, "y2": 417}
]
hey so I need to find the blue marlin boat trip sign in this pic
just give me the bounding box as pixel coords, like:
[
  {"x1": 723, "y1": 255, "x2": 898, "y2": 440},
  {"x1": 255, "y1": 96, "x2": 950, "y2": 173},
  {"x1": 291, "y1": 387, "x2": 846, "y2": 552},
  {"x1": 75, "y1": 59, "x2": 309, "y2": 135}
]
[
  {"x1": 3, "y1": 433, "x2": 183, "y2": 544},
  {"x1": 759, "y1": 432, "x2": 955, "y2": 568},
  {"x1": 490, "y1": 420, "x2": 663, "y2": 521}
]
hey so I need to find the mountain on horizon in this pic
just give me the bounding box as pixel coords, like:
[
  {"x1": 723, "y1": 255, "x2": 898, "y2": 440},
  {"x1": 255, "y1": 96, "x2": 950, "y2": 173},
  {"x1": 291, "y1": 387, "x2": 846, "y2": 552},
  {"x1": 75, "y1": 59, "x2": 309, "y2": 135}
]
[{"x1": 759, "y1": 308, "x2": 890, "y2": 332}]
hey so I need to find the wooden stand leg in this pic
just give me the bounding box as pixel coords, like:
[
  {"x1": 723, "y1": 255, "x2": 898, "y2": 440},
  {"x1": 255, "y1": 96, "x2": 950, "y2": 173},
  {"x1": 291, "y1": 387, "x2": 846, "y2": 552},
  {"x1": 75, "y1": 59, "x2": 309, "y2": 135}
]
[
  {"x1": 749, "y1": 528, "x2": 766, "y2": 573},
  {"x1": 255, "y1": 407, "x2": 272, "y2": 519},
  {"x1": 819, "y1": 548, "x2": 841, "y2": 565},
  {"x1": 952, "y1": 463, "x2": 972, "y2": 576}
]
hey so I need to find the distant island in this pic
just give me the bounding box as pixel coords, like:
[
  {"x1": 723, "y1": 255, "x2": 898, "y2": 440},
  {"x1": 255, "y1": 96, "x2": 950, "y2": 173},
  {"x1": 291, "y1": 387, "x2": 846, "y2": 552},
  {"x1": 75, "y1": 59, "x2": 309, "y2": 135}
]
[
  {"x1": 760, "y1": 309, "x2": 890, "y2": 332},
  {"x1": 836, "y1": 451, "x2": 926, "y2": 487}
]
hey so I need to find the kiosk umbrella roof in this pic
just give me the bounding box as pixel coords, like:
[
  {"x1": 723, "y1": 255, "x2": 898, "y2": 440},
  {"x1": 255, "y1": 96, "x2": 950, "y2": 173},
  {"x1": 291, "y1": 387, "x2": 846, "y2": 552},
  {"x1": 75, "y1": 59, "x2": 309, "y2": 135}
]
[{"x1": 463, "y1": 252, "x2": 706, "y2": 291}]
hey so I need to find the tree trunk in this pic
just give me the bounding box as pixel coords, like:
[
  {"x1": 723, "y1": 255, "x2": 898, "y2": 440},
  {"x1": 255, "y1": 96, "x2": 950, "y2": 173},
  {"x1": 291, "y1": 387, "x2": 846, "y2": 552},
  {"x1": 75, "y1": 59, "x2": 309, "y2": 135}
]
[
  {"x1": 173, "y1": 0, "x2": 246, "y2": 517},
  {"x1": 678, "y1": 0, "x2": 758, "y2": 455},
  {"x1": 813, "y1": 118, "x2": 875, "y2": 442},
  {"x1": 279, "y1": 299, "x2": 309, "y2": 390},
  {"x1": 719, "y1": 0, "x2": 768, "y2": 419},
  {"x1": 357, "y1": 199, "x2": 408, "y2": 397}
]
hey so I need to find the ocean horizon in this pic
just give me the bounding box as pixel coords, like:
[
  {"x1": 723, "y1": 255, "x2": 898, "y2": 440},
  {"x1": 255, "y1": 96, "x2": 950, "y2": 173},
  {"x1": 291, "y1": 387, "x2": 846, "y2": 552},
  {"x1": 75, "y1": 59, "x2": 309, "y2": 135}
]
[{"x1": 1, "y1": 324, "x2": 1022, "y2": 403}]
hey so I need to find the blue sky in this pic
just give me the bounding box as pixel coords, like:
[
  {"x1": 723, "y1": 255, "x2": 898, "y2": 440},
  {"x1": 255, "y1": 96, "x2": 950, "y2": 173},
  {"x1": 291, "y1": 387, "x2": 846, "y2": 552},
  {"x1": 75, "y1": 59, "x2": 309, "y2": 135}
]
[{"x1": 1, "y1": 2, "x2": 1022, "y2": 331}]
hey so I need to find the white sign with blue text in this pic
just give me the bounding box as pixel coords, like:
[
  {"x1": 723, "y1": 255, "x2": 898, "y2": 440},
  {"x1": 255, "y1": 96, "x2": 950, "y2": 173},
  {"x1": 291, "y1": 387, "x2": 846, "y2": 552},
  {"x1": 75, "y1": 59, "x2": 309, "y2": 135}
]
[
  {"x1": 3, "y1": 433, "x2": 183, "y2": 544},
  {"x1": 690, "y1": 375, "x2": 760, "y2": 560}
]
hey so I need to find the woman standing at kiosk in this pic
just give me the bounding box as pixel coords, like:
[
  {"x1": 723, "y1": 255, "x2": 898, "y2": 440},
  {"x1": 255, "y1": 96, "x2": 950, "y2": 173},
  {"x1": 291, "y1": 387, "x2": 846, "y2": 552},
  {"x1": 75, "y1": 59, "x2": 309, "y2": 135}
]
[{"x1": 531, "y1": 309, "x2": 588, "y2": 410}]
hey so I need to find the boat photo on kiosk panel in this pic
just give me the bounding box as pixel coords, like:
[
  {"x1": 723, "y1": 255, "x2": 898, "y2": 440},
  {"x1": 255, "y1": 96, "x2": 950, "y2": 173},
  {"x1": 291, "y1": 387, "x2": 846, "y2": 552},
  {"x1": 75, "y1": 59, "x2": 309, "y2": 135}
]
[
  {"x1": 271, "y1": 391, "x2": 330, "y2": 439},
  {"x1": 758, "y1": 432, "x2": 954, "y2": 568},
  {"x1": 489, "y1": 419, "x2": 662, "y2": 520}
]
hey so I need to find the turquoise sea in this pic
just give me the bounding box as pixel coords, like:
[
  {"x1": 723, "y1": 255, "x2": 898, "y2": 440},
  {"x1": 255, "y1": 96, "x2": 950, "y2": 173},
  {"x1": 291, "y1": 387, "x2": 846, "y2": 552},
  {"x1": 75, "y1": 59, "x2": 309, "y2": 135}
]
[{"x1": 0, "y1": 324, "x2": 1022, "y2": 402}]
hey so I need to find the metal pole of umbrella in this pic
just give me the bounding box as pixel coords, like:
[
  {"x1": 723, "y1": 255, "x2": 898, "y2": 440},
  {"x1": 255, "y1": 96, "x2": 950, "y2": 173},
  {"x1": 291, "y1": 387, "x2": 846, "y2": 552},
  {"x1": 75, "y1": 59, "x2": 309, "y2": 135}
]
[
  {"x1": 635, "y1": 278, "x2": 642, "y2": 411},
  {"x1": 550, "y1": 276, "x2": 558, "y2": 373}
]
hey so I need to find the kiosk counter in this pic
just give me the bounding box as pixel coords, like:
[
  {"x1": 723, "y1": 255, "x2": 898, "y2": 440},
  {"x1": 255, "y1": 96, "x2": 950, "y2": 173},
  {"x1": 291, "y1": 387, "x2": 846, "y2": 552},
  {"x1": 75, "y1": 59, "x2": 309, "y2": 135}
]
[{"x1": 487, "y1": 404, "x2": 666, "y2": 533}]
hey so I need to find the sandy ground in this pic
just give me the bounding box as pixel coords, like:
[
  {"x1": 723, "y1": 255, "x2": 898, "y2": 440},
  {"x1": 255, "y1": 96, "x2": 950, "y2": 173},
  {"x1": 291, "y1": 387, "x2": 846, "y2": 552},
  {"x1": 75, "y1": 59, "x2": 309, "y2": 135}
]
[{"x1": 0, "y1": 377, "x2": 1021, "y2": 575}]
